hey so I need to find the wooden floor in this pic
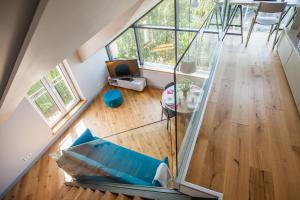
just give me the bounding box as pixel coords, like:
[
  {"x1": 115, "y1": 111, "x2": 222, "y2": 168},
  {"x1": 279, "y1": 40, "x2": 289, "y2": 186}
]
[
  {"x1": 186, "y1": 32, "x2": 300, "y2": 200},
  {"x1": 3, "y1": 86, "x2": 176, "y2": 200},
  {"x1": 3, "y1": 32, "x2": 300, "y2": 200}
]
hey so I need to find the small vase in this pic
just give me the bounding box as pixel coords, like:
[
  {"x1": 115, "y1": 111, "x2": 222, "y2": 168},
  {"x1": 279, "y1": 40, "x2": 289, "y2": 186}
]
[{"x1": 183, "y1": 91, "x2": 188, "y2": 99}]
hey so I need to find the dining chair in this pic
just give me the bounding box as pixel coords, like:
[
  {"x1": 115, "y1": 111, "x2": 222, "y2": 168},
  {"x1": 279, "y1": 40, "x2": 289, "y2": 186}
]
[
  {"x1": 245, "y1": 2, "x2": 287, "y2": 50},
  {"x1": 164, "y1": 82, "x2": 175, "y2": 90},
  {"x1": 160, "y1": 101, "x2": 176, "y2": 132}
]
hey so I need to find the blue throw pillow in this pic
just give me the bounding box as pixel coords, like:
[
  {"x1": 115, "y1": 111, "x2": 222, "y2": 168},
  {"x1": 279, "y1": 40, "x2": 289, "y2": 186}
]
[{"x1": 70, "y1": 129, "x2": 97, "y2": 147}]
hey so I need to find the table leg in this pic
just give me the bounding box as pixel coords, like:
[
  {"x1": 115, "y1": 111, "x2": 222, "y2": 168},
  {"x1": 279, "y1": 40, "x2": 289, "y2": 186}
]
[
  {"x1": 219, "y1": 5, "x2": 223, "y2": 28},
  {"x1": 222, "y1": 5, "x2": 239, "y2": 41},
  {"x1": 215, "y1": 7, "x2": 220, "y2": 38},
  {"x1": 240, "y1": 5, "x2": 244, "y2": 43}
]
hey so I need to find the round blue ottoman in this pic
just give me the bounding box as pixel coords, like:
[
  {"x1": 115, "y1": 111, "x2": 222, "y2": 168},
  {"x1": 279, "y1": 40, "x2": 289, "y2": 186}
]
[{"x1": 103, "y1": 89, "x2": 123, "y2": 108}]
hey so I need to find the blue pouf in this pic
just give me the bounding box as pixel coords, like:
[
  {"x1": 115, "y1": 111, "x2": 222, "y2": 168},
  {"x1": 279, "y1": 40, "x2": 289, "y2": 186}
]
[{"x1": 103, "y1": 89, "x2": 124, "y2": 108}]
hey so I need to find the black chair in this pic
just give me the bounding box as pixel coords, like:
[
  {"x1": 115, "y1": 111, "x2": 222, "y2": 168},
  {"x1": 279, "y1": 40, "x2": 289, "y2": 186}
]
[
  {"x1": 164, "y1": 82, "x2": 175, "y2": 90},
  {"x1": 160, "y1": 101, "x2": 176, "y2": 132}
]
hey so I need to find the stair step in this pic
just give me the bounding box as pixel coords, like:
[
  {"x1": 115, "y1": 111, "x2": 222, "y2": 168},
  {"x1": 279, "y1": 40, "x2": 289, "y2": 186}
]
[
  {"x1": 116, "y1": 194, "x2": 131, "y2": 200},
  {"x1": 73, "y1": 187, "x2": 85, "y2": 200},
  {"x1": 89, "y1": 189, "x2": 105, "y2": 200},
  {"x1": 61, "y1": 186, "x2": 79, "y2": 200},
  {"x1": 76, "y1": 188, "x2": 94, "y2": 199},
  {"x1": 133, "y1": 196, "x2": 144, "y2": 200},
  {"x1": 54, "y1": 185, "x2": 153, "y2": 200},
  {"x1": 101, "y1": 191, "x2": 117, "y2": 200},
  {"x1": 53, "y1": 185, "x2": 72, "y2": 200}
]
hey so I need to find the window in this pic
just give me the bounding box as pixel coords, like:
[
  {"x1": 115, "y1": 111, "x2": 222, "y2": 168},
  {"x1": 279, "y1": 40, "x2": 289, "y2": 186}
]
[
  {"x1": 27, "y1": 81, "x2": 63, "y2": 125},
  {"x1": 138, "y1": 0, "x2": 175, "y2": 27},
  {"x1": 177, "y1": 31, "x2": 196, "y2": 59},
  {"x1": 110, "y1": 29, "x2": 138, "y2": 59},
  {"x1": 139, "y1": 29, "x2": 175, "y2": 66},
  {"x1": 27, "y1": 63, "x2": 80, "y2": 127},
  {"x1": 46, "y1": 67, "x2": 78, "y2": 109},
  {"x1": 106, "y1": 0, "x2": 217, "y2": 69},
  {"x1": 178, "y1": 0, "x2": 215, "y2": 29}
]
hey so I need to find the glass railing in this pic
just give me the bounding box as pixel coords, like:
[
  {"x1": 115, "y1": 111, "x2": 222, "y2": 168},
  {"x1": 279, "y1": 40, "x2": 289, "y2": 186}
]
[{"x1": 172, "y1": 1, "x2": 225, "y2": 185}]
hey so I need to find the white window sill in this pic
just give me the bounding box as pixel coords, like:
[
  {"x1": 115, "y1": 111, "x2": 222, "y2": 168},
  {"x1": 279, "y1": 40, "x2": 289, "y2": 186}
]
[
  {"x1": 140, "y1": 63, "x2": 175, "y2": 74},
  {"x1": 140, "y1": 64, "x2": 209, "y2": 79}
]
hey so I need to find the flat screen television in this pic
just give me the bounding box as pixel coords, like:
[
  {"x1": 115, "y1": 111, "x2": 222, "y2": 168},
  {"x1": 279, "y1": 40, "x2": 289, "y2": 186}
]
[{"x1": 106, "y1": 59, "x2": 140, "y2": 78}]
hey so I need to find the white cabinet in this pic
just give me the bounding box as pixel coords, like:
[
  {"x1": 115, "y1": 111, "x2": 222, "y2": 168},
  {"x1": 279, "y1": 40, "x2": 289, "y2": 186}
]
[
  {"x1": 284, "y1": 51, "x2": 300, "y2": 113},
  {"x1": 277, "y1": 29, "x2": 300, "y2": 115},
  {"x1": 278, "y1": 35, "x2": 293, "y2": 67}
]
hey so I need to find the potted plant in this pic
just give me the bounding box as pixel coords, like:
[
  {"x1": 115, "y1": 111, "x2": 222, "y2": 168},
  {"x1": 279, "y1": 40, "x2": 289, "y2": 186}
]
[{"x1": 179, "y1": 79, "x2": 192, "y2": 99}]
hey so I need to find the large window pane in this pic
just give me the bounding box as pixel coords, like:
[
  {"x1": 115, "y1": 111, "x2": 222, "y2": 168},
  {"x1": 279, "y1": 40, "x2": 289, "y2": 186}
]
[
  {"x1": 27, "y1": 81, "x2": 62, "y2": 125},
  {"x1": 138, "y1": 0, "x2": 174, "y2": 26},
  {"x1": 46, "y1": 67, "x2": 78, "y2": 109},
  {"x1": 177, "y1": 31, "x2": 196, "y2": 60},
  {"x1": 110, "y1": 29, "x2": 138, "y2": 59},
  {"x1": 139, "y1": 29, "x2": 175, "y2": 66},
  {"x1": 178, "y1": 0, "x2": 216, "y2": 29}
]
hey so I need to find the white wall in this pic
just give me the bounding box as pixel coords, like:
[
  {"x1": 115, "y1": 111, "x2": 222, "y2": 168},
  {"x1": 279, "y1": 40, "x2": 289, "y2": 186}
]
[
  {"x1": 0, "y1": 47, "x2": 109, "y2": 197},
  {"x1": 67, "y1": 48, "x2": 109, "y2": 101},
  {"x1": 0, "y1": 98, "x2": 52, "y2": 196},
  {"x1": 141, "y1": 68, "x2": 174, "y2": 89}
]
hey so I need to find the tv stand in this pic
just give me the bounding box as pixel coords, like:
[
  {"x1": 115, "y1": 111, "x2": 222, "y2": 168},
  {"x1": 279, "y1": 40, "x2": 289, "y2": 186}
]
[{"x1": 108, "y1": 77, "x2": 146, "y2": 91}]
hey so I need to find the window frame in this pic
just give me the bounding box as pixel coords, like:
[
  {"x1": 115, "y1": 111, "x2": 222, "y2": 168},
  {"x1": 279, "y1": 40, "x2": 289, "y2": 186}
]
[
  {"x1": 109, "y1": 28, "x2": 139, "y2": 60},
  {"x1": 138, "y1": 28, "x2": 176, "y2": 66},
  {"x1": 56, "y1": 63, "x2": 80, "y2": 110},
  {"x1": 105, "y1": 0, "x2": 202, "y2": 68},
  {"x1": 26, "y1": 81, "x2": 64, "y2": 127},
  {"x1": 27, "y1": 63, "x2": 80, "y2": 128}
]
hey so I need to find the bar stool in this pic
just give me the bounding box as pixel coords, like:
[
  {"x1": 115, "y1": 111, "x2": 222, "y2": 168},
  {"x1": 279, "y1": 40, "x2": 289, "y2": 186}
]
[
  {"x1": 204, "y1": 3, "x2": 223, "y2": 37},
  {"x1": 245, "y1": 2, "x2": 287, "y2": 50},
  {"x1": 222, "y1": 4, "x2": 244, "y2": 43}
]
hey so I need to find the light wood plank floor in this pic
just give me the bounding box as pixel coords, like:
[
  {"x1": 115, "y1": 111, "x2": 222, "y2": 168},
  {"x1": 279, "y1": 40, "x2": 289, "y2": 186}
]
[
  {"x1": 186, "y1": 32, "x2": 300, "y2": 200},
  {"x1": 3, "y1": 32, "x2": 300, "y2": 200},
  {"x1": 3, "y1": 86, "x2": 176, "y2": 200}
]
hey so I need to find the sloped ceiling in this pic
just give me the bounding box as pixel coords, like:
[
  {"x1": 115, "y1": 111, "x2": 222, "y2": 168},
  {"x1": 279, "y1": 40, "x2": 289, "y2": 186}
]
[
  {"x1": 76, "y1": 0, "x2": 160, "y2": 61},
  {"x1": 0, "y1": 0, "x2": 40, "y2": 105},
  {"x1": 0, "y1": 0, "x2": 158, "y2": 123}
]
